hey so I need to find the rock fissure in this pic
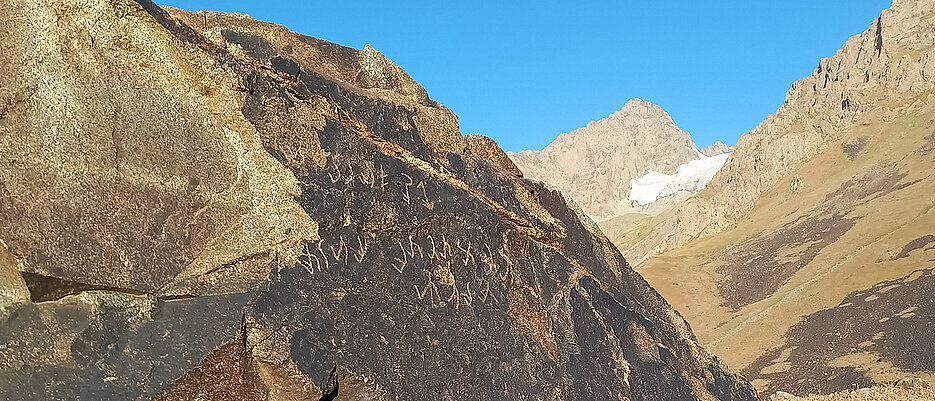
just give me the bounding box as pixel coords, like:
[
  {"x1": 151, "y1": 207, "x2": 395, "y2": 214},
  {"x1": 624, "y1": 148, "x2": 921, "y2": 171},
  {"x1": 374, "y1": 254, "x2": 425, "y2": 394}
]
[{"x1": 20, "y1": 271, "x2": 148, "y2": 302}]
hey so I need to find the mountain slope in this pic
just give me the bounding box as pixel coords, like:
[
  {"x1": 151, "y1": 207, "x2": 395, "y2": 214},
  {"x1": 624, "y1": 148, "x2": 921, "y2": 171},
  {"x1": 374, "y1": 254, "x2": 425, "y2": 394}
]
[
  {"x1": 626, "y1": 0, "x2": 935, "y2": 395},
  {"x1": 508, "y1": 99, "x2": 703, "y2": 220},
  {"x1": 618, "y1": 0, "x2": 935, "y2": 264},
  {"x1": 0, "y1": 1, "x2": 757, "y2": 400}
]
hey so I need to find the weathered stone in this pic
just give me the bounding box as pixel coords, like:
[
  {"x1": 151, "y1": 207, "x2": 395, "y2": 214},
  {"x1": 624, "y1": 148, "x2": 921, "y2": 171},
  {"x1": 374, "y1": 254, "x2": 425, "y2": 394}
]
[
  {"x1": 0, "y1": 242, "x2": 29, "y2": 312},
  {"x1": 895, "y1": 377, "x2": 931, "y2": 389},
  {"x1": 0, "y1": 0, "x2": 758, "y2": 400},
  {"x1": 768, "y1": 391, "x2": 800, "y2": 401}
]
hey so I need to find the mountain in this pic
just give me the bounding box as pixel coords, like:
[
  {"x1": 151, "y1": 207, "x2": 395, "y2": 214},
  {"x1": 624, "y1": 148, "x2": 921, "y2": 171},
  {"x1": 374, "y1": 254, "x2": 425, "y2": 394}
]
[
  {"x1": 628, "y1": 151, "x2": 732, "y2": 207},
  {"x1": 0, "y1": 1, "x2": 757, "y2": 400},
  {"x1": 508, "y1": 99, "x2": 710, "y2": 220},
  {"x1": 619, "y1": 0, "x2": 935, "y2": 396},
  {"x1": 700, "y1": 141, "x2": 734, "y2": 157},
  {"x1": 616, "y1": 0, "x2": 935, "y2": 264}
]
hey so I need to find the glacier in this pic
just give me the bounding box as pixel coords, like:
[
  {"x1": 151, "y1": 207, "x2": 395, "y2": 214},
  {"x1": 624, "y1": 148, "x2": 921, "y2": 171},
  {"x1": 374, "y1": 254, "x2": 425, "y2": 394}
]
[{"x1": 628, "y1": 151, "x2": 731, "y2": 206}]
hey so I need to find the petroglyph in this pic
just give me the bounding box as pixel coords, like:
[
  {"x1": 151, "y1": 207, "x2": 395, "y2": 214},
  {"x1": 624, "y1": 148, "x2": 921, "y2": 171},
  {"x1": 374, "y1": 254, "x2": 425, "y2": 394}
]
[
  {"x1": 401, "y1": 172, "x2": 414, "y2": 204},
  {"x1": 354, "y1": 230, "x2": 519, "y2": 310},
  {"x1": 359, "y1": 162, "x2": 375, "y2": 187},
  {"x1": 378, "y1": 164, "x2": 387, "y2": 191},
  {"x1": 328, "y1": 162, "x2": 341, "y2": 184},
  {"x1": 408, "y1": 236, "x2": 423, "y2": 259},
  {"x1": 417, "y1": 181, "x2": 433, "y2": 210},
  {"x1": 329, "y1": 237, "x2": 349, "y2": 264},
  {"x1": 353, "y1": 235, "x2": 368, "y2": 263},
  {"x1": 393, "y1": 241, "x2": 408, "y2": 274},
  {"x1": 317, "y1": 240, "x2": 329, "y2": 271},
  {"x1": 415, "y1": 270, "x2": 442, "y2": 306}
]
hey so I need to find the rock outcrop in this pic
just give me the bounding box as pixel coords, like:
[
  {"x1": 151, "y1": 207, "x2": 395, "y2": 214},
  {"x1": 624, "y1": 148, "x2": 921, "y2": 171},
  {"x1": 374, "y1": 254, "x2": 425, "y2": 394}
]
[
  {"x1": 508, "y1": 99, "x2": 701, "y2": 220},
  {"x1": 0, "y1": 1, "x2": 757, "y2": 400}
]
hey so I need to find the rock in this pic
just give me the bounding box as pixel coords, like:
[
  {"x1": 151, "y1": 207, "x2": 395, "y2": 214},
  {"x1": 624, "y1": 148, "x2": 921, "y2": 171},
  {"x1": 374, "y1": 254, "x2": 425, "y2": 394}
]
[
  {"x1": 700, "y1": 141, "x2": 734, "y2": 157},
  {"x1": 0, "y1": 0, "x2": 757, "y2": 400},
  {"x1": 768, "y1": 391, "x2": 800, "y2": 400},
  {"x1": 0, "y1": 242, "x2": 29, "y2": 313},
  {"x1": 463, "y1": 134, "x2": 524, "y2": 177},
  {"x1": 852, "y1": 387, "x2": 873, "y2": 397},
  {"x1": 895, "y1": 377, "x2": 931, "y2": 389}
]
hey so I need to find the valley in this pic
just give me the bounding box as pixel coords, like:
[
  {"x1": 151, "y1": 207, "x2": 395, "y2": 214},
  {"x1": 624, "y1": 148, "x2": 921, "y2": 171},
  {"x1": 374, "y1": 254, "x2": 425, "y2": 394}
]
[
  {"x1": 510, "y1": 0, "x2": 935, "y2": 397},
  {"x1": 639, "y1": 101, "x2": 935, "y2": 394}
]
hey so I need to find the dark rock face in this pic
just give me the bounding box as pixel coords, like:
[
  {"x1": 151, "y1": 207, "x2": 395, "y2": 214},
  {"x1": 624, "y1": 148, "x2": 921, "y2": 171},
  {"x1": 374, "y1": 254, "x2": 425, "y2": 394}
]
[
  {"x1": 0, "y1": 292, "x2": 253, "y2": 400},
  {"x1": 0, "y1": 0, "x2": 758, "y2": 400}
]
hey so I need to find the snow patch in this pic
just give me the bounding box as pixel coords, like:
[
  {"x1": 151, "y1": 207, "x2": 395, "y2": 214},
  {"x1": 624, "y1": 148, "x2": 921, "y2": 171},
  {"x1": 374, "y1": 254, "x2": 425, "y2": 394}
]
[{"x1": 628, "y1": 151, "x2": 731, "y2": 206}]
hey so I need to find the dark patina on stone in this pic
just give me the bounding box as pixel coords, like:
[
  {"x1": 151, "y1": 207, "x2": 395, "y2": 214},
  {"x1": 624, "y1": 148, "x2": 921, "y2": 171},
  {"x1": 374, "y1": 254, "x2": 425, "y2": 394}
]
[{"x1": 0, "y1": 0, "x2": 758, "y2": 400}]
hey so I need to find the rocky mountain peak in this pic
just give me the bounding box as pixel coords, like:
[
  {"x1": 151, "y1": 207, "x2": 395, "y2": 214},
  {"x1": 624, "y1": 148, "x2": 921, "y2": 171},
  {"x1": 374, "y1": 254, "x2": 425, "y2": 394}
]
[
  {"x1": 583, "y1": 98, "x2": 681, "y2": 138},
  {"x1": 700, "y1": 140, "x2": 734, "y2": 156},
  {"x1": 508, "y1": 99, "x2": 702, "y2": 220},
  {"x1": 618, "y1": 98, "x2": 673, "y2": 118}
]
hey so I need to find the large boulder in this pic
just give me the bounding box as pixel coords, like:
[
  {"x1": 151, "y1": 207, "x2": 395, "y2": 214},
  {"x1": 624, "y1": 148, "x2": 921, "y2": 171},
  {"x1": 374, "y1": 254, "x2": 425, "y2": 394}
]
[{"x1": 0, "y1": 1, "x2": 758, "y2": 400}]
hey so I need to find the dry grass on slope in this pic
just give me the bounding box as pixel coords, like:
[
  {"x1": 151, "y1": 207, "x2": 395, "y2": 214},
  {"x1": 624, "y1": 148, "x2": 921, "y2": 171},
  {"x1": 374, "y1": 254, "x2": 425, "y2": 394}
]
[{"x1": 769, "y1": 382, "x2": 935, "y2": 401}]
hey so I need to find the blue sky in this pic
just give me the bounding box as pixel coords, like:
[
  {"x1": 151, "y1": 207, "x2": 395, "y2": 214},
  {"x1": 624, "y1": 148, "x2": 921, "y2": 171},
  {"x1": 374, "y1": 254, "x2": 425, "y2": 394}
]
[{"x1": 160, "y1": 1, "x2": 891, "y2": 152}]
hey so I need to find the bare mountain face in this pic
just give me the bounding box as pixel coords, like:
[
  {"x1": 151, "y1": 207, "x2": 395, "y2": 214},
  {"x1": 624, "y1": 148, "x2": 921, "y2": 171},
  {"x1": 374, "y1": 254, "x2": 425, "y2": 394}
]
[
  {"x1": 621, "y1": 0, "x2": 935, "y2": 396},
  {"x1": 0, "y1": 1, "x2": 757, "y2": 400},
  {"x1": 508, "y1": 99, "x2": 704, "y2": 221}
]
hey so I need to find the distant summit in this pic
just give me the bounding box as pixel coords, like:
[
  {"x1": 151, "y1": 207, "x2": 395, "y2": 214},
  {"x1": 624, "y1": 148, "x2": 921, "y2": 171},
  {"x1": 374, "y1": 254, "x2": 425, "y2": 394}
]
[
  {"x1": 508, "y1": 99, "x2": 730, "y2": 220},
  {"x1": 700, "y1": 140, "x2": 734, "y2": 156}
]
